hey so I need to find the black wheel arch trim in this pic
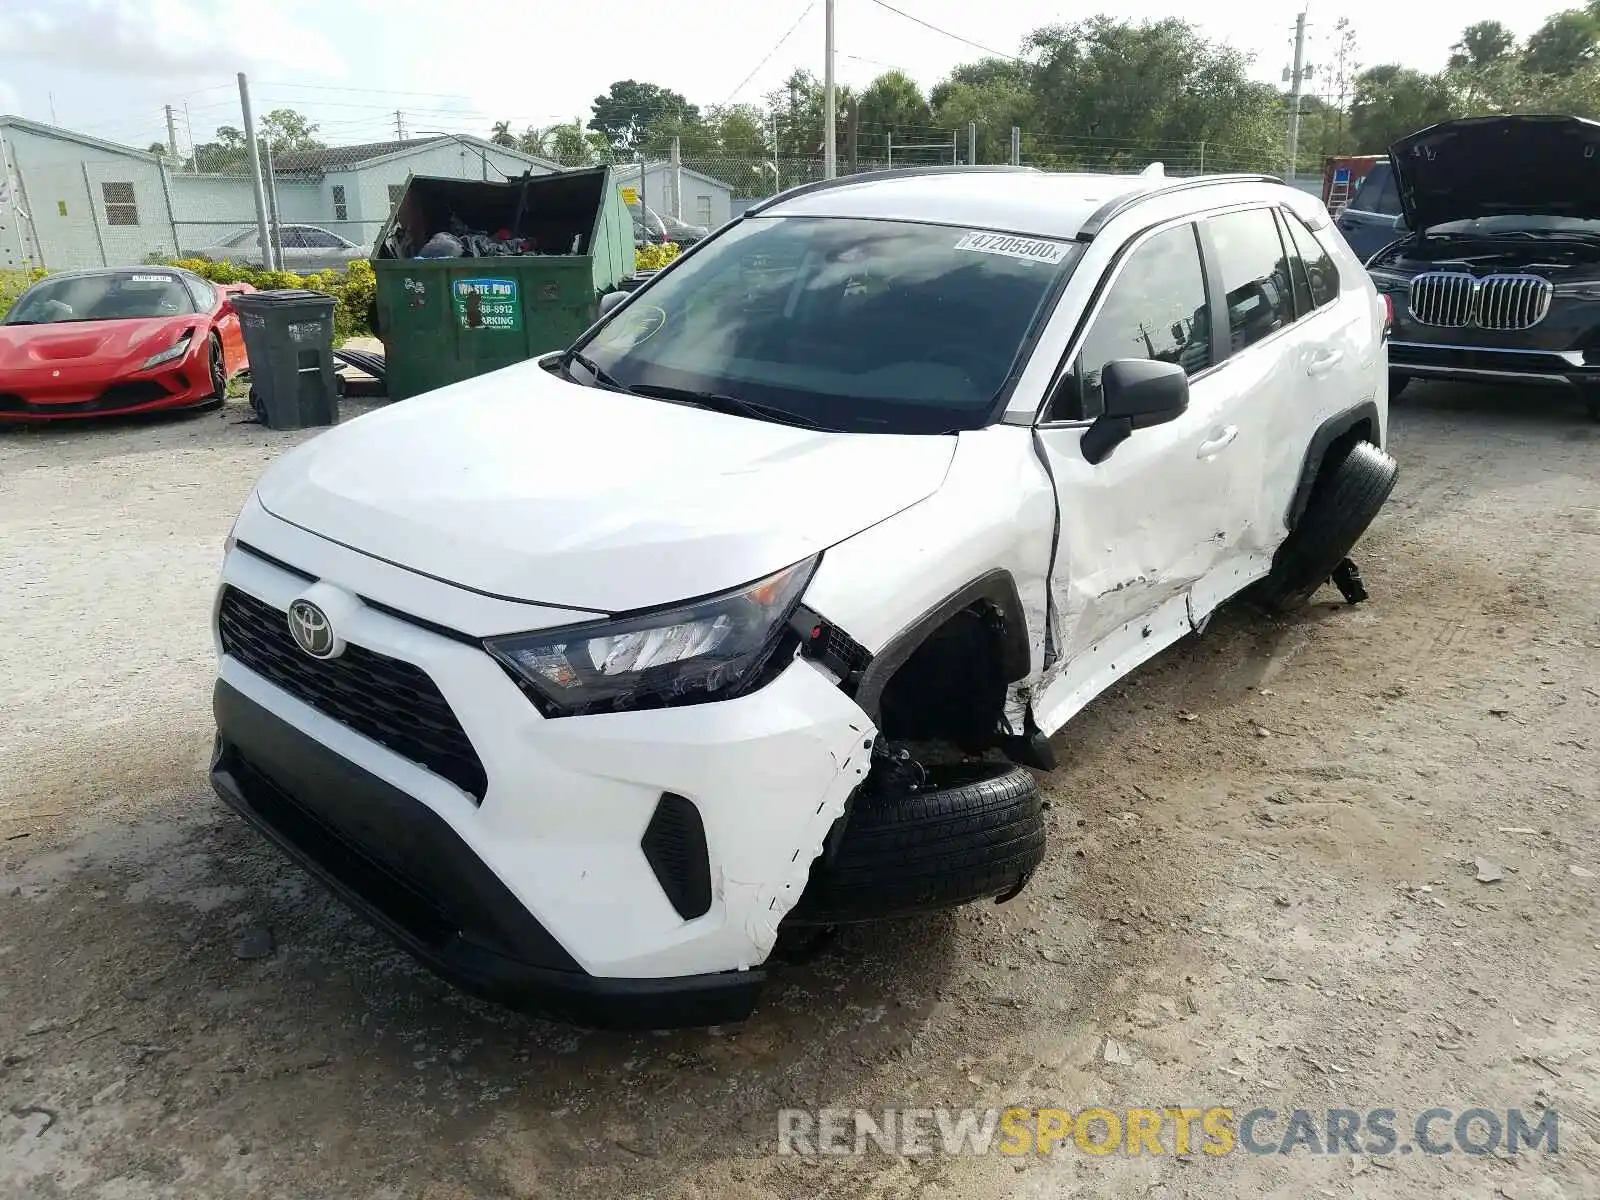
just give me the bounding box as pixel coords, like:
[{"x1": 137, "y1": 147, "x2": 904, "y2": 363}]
[
  {"x1": 852, "y1": 569, "x2": 1033, "y2": 723},
  {"x1": 1285, "y1": 401, "x2": 1382, "y2": 530}
]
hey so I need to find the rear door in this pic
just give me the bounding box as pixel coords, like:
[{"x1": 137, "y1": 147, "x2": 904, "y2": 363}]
[{"x1": 1186, "y1": 206, "x2": 1307, "y2": 616}]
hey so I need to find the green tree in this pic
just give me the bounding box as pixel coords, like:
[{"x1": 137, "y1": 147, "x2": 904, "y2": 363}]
[
  {"x1": 855, "y1": 71, "x2": 932, "y2": 140},
  {"x1": 260, "y1": 108, "x2": 323, "y2": 154},
  {"x1": 489, "y1": 120, "x2": 516, "y2": 148},
  {"x1": 1522, "y1": 7, "x2": 1600, "y2": 75},
  {"x1": 1348, "y1": 65, "x2": 1456, "y2": 150},
  {"x1": 588, "y1": 80, "x2": 698, "y2": 152},
  {"x1": 929, "y1": 59, "x2": 1034, "y2": 164},
  {"x1": 1449, "y1": 20, "x2": 1517, "y2": 69},
  {"x1": 1023, "y1": 18, "x2": 1283, "y2": 172}
]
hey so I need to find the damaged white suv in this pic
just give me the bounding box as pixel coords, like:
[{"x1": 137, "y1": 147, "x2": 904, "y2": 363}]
[{"x1": 212, "y1": 167, "x2": 1396, "y2": 1028}]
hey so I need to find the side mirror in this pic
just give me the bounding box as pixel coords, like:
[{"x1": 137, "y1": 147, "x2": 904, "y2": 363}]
[
  {"x1": 1081, "y1": 359, "x2": 1189, "y2": 465},
  {"x1": 598, "y1": 290, "x2": 628, "y2": 318}
]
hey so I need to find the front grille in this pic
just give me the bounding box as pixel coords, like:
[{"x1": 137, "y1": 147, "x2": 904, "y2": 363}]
[
  {"x1": 1408, "y1": 272, "x2": 1477, "y2": 327},
  {"x1": 217, "y1": 586, "x2": 488, "y2": 801},
  {"x1": 1477, "y1": 274, "x2": 1553, "y2": 331},
  {"x1": 1407, "y1": 271, "x2": 1553, "y2": 331}
]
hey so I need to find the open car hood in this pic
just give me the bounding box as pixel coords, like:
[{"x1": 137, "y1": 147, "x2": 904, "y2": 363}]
[{"x1": 1389, "y1": 115, "x2": 1600, "y2": 231}]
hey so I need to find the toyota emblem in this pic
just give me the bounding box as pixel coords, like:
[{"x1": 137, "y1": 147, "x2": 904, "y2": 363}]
[{"x1": 287, "y1": 599, "x2": 337, "y2": 659}]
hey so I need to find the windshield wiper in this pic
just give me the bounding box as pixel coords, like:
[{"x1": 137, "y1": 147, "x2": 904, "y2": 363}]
[
  {"x1": 626, "y1": 383, "x2": 826, "y2": 430},
  {"x1": 564, "y1": 349, "x2": 634, "y2": 394}
]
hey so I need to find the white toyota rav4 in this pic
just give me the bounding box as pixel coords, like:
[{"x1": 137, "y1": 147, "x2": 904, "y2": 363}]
[{"x1": 211, "y1": 167, "x2": 1396, "y2": 1028}]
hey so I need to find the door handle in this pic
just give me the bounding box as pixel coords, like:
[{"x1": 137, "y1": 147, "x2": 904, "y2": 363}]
[
  {"x1": 1197, "y1": 426, "x2": 1239, "y2": 458},
  {"x1": 1308, "y1": 349, "x2": 1344, "y2": 376}
]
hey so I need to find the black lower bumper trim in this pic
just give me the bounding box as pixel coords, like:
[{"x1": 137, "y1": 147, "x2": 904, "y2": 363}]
[{"x1": 210, "y1": 680, "x2": 763, "y2": 1029}]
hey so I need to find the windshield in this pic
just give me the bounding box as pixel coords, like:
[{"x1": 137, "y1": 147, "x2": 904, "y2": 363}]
[
  {"x1": 1427, "y1": 214, "x2": 1600, "y2": 236},
  {"x1": 576, "y1": 215, "x2": 1075, "y2": 433},
  {"x1": 4, "y1": 272, "x2": 196, "y2": 325}
]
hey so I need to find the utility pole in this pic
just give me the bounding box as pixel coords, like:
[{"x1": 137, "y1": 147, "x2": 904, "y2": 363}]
[
  {"x1": 164, "y1": 105, "x2": 179, "y2": 159},
  {"x1": 670, "y1": 134, "x2": 682, "y2": 219},
  {"x1": 1285, "y1": 10, "x2": 1310, "y2": 181},
  {"x1": 262, "y1": 137, "x2": 284, "y2": 269},
  {"x1": 394, "y1": 110, "x2": 407, "y2": 140},
  {"x1": 847, "y1": 100, "x2": 860, "y2": 173},
  {"x1": 823, "y1": 0, "x2": 837, "y2": 178},
  {"x1": 967, "y1": 121, "x2": 977, "y2": 165},
  {"x1": 238, "y1": 73, "x2": 275, "y2": 271}
]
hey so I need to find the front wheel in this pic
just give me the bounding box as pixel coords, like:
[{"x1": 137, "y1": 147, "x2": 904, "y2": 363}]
[
  {"x1": 786, "y1": 761, "x2": 1045, "y2": 925},
  {"x1": 207, "y1": 333, "x2": 227, "y2": 401}
]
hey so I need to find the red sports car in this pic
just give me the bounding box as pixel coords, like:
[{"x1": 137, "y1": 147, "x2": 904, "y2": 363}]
[{"x1": 0, "y1": 267, "x2": 252, "y2": 421}]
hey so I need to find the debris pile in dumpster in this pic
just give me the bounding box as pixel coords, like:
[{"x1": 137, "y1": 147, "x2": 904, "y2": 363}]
[{"x1": 379, "y1": 171, "x2": 617, "y2": 262}]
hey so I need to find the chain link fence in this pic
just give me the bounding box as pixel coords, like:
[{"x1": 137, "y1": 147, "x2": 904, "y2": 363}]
[{"x1": 2, "y1": 111, "x2": 1307, "y2": 273}]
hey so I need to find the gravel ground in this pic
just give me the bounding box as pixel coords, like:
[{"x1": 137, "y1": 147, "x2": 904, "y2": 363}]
[{"x1": 1, "y1": 385, "x2": 1597, "y2": 1200}]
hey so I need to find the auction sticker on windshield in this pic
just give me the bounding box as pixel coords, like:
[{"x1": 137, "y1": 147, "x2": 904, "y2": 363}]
[
  {"x1": 954, "y1": 232, "x2": 1071, "y2": 265},
  {"x1": 453, "y1": 279, "x2": 521, "y2": 332}
]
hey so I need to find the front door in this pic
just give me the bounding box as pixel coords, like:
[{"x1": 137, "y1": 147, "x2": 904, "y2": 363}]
[{"x1": 1030, "y1": 220, "x2": 1258, "y2": 736}]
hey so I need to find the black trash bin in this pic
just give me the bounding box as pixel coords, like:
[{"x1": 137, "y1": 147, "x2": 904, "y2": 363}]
[{"x1": 233, "y1": 289, "x2": 339, "y2": 430}]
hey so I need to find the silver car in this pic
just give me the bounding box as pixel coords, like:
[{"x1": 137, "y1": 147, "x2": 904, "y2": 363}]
[{"x1": 198, "y1": 223, "x2": 365, "y2": 272}]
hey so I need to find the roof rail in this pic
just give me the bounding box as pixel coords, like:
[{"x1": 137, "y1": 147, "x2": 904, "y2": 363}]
[
  {"x1": 1074, "y1": 173, "x2": 1286, "y2": 240},
  {"x1": 742, "y1": 164, "x2": 1042, "y2": 217}
]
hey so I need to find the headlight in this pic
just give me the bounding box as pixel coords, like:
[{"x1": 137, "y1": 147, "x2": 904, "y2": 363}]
[
  {"x1": 1367, "y1": 270, "x2": 1408, "y2": 290},
  {"x1": 485, "y1": 557, "x2": 817, "y2": 717},
  {"x1": 140, "y1": 331, "x2": 193, "y2": 370}
]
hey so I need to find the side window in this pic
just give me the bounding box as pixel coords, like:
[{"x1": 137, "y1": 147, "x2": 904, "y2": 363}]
[
  {"x1": 1274, "y1": 209, "x2": 1313, "y2": 319},
  {"x1": 1051, "y1": 223, "x2": 1211, "y2": 421},
  {"x1": 1206, "y1": 209, "x2": 1297, "y2": 353},
  {"x1": 301, "y1": 228, "x2": 341, "y2": 248},
  {"x1": 101, "y1": 181, "x2": 138, "y2": 226},
  {"x1": 1282, "y1": 209, "x2": 1339, "y2": 309},
  {"x1": 278, "y1": 226, "x2": 308, "y2": 249},
  {"x1": 184, "y1": 275, "x2": 216, "y2": 310}
]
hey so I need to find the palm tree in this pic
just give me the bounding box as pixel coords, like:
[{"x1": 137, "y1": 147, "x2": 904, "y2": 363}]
[{"x1": 489, "y1": 120, "x2": 516, "y2": 149}]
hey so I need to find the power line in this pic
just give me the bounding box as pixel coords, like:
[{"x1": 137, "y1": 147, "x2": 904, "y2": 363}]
[
  {"x1": 862, "y1": 0, "x2": 1022, "y2": 63},
  {"x1": 724, "y1": 0, "x2": 818, "y2": 105}
]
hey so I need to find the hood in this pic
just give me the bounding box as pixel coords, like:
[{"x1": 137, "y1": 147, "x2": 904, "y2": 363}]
[
  {"x1": 1389, "y1": 115, "x2": 1600, "y2": 231},
  {"x1": 0, "y1": 316, "x2": 198, "y2": 371},
  {"x1": 255, "y1": 362, "x2": 957, "y2": 613}
]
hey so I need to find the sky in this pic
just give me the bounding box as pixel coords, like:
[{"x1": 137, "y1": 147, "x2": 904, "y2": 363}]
[{"x1": 0, "y1": 0, "x2": 1573, "y2": 155}]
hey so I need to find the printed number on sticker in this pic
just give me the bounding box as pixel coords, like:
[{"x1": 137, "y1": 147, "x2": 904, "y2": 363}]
[{"x1": 954, "y1": 232, "x2": 1070, "y2": 265}]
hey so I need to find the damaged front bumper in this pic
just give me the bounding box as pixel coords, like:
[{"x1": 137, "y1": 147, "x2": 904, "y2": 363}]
[{"x1": 212, "y1": 545, "x2": 877, "y2": 1029}]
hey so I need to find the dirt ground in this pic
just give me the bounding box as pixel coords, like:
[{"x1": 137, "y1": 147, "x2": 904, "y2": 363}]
[{"x1": 1, "y1": 385, "x2": 1596, "y2": 1200}]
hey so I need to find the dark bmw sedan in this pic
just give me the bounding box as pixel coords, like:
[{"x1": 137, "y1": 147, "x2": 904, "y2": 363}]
[{"x1": 1366, "y1": 114, "x2": 1600, "y2": 420}]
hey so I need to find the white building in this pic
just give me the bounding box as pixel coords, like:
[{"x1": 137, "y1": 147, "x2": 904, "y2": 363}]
[
  {"x1": 612, "y1": 162, "x2": 736, "y2": 230},
  {"x1": 0, "y1": 116, "x2": 561, "y2": 269}
]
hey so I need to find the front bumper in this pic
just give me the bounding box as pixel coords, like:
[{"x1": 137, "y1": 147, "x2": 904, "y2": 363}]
[
  {"x1": 211, "y1": 683, "x2": 765, "y2": 1028},
  {"x1": 1388, "y1": 341, "x2": 1600, "y2": 390},
  {"x1": 211, "y1": 513, "x2": 877, "y2": 1025},
  {"x1": 0, "y1": 355, "x2": 214, "y2": 420}
]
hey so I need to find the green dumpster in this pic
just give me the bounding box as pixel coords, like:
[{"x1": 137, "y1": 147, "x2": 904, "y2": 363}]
[{"x1": 371, "y1": 167, "x2": 634, "y2": 400}]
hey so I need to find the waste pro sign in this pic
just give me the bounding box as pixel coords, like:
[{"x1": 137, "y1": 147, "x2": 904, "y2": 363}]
[{"x1": 453, "y1": 278, "x2": 521, "y2": 331}]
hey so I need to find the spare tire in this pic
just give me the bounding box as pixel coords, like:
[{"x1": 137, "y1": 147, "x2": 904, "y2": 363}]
[
  {"x1": 1257, "y1": 439, "x2": 1398, "y2": 612},
  {"x1": 787, "y1": 761, "x2": 1045, "y2": 925}
]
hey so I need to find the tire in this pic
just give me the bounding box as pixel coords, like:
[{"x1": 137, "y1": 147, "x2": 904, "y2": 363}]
[
  {"x1": 1389, "y1": 371, "x2": 1410, "y2": 400},
  {"x1": 1257, "y1": 439, "x2": 1397, "y2": 613},
  {"x1": 207, "y1": 334, "x2": 227, "y2": 401},
  {"x1": 787, "y1": 762, "x2": 1046, "y2": 925}
]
